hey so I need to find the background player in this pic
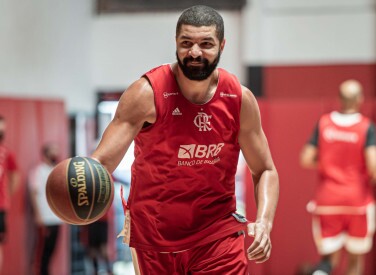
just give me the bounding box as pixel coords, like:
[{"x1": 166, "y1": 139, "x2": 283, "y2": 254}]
[
  {"x1": 92, "y1": 5, "x2": 279, "y2": 274},
  {"x1": 0, "y1": 115, "x2": 20, "y2": 273},
  {"x1": 300, "y1": 79, "x2": 376, "y2": 275},
  {"x1": 29, "y1": 143, "x2": 62, "y2": 275}
]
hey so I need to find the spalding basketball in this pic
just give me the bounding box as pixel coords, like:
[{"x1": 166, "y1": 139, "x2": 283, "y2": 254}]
[{"x1": 46, "y1": 156, "x2": 114, "y2": 225}]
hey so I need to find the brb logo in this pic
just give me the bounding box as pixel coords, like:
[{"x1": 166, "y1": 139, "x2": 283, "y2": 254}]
[
  {"x1": 178, "y1": 143, "x2": 224, "y2": 159},
  {"x1": 194, "y1": 112, "x2": 212, "y2": 131}
]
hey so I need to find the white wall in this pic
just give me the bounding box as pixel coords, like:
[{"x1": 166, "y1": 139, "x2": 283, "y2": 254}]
[
  {"x1": 243, "y1": 0, "x2": 376, "y2": 64},
  {"x1": 264, "y1": 0, "x2": 375, "y2": 10},
  {"x1": 0, "y1": 0, "x2": 93, "y2": 113},
  {"x1": 91, "y1": 11, "x2": 243, "y2": 89}
]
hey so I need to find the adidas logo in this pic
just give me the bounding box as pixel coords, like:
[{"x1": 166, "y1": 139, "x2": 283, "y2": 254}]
[{"x1": 172, "y1": 107, "x2": 182, "y2": 116}]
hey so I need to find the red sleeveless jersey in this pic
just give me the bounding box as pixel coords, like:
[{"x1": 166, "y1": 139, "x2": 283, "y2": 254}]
[
  {"x1": 315, "y1": 113, "x2": 374, "y2": 207},
  {"x1": 0, "y1": 144, "x2": 17, "y2": 210},
  {"x1": 126, "y1": 64, "x2": 245, "y2": 252}
]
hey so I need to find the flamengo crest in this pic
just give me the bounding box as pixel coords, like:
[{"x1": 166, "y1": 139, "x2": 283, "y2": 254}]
[{"x1": 194, "y1": 112, "x2": 212, "y2": 131}]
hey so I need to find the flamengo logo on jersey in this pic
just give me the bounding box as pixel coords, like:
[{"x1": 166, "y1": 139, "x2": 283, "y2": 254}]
[
  {"x1": 178, "y1": 143, "x2": 224, "y2": 159},
  {"x1": 194, "y1": 112, "x2": 212, "y2": 131}
]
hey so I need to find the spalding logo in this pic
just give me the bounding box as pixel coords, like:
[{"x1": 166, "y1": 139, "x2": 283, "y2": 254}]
[
  {"x1": 71, "y1": 161, "x2": 90, "y2": 206},
  {"x1": 68, "y1": 157, "x2": 94, "y2": 219}
]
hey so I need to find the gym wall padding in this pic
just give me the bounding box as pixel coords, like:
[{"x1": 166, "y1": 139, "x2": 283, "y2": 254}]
[
  {"x1": 263, "y1": 64, "x2": 376, "y2": 99},
  {"x1": 245, "y1": 98, "x2": 376, "y2": 275},
  {"x1": 0, "y1": 97, "x2": 69, "y2": 275}
]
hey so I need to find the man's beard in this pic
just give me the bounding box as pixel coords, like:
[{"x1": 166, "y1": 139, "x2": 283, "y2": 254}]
[{"x1": 176, "y1": 51, "x2": 221, "y2": 81}]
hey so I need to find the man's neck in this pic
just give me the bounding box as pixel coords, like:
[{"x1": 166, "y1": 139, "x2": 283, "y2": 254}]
[
  {"x1": 339, "y1": 108, "x2": 359, "y2": 114},
  {"x1": 173, "y1": 63, "x2": 218, "y2": 104}
]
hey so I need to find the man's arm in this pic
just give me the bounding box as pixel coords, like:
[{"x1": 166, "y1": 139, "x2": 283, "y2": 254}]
[
  {"x1": 300, "y1": 144, "x2": 318, "y2": 169},
  {"x1": 365, "y1": 123, "x2": 376, "y2": 184},
  {"x1": 8, "y1": 170, "x2": 20, "y2": 195},
  {"x1": 92, "y1": 77, "x2": 155, "y2": 173},
  {"x1": 7, "y1": 152, "x2": 20, "y2": 196},
  {"x1": 365, "y1": 146, "x2": 376, "y2": 184},
  {"x1": 300, "y1": 124, "x2": 319, "y2": 169},
  {"x1": 238, "y1": 87, "x2": 279, "y2": 264},
  {"x1": 28, "y1": 168, "x2": 44, "y2": 226}
]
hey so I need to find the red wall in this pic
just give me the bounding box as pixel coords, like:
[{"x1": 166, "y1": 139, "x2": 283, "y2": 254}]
[
  {"x1": 0, "y1": 97, "x2": 69, "y2": 275},
  {"x1": 264, "y1": 63, "x2": 376, "y2": 99},
  {"x1": 244, "y1": 63, "x2": 376, "y2": 274}
]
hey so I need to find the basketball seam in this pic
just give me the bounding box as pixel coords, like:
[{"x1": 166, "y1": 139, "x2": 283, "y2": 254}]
[
  {"x1": 83, "y1": 157, "x2": 97, "y2": 223},
  {"x1": 85, "y1": 158, "x2": 114, "y2": 223}
]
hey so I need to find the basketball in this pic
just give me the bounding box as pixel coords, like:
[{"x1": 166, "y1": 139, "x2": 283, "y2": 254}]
[{"x1": 46, "y1": 156, "x2": 114, "y2": 225}]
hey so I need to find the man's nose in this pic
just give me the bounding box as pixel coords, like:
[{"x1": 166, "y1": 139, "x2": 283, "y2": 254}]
[{"x1": 189, "y1": 44, "x2": 202, "y2": 58}]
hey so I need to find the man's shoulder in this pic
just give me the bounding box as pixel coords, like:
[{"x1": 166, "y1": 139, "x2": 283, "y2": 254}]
[
  {"x1": 327, "y1": 111, "x2": 371, "y2": 127},
  {"x1": 143, "y1": 64, "x2": 171, "y2": 76},
  {"x1": 218, "y1": 67, "x2": 239, "y2": 81}
]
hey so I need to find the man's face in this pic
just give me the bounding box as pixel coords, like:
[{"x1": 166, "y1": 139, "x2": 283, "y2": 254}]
[
  {"x1": 45, "y1": 144, "x2": 60, "y2": 165},
  {"x1": 176, "y1": 25, "x2": 224, "y2": 81}
]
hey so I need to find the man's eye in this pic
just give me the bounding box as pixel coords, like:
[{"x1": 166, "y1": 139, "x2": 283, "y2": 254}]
[
  {"x1": 181, "y1": 41, "x2": 192, "y2": 47},
  {"x1": 201, "y1": 42, "x2": 213, "y2": 48}
]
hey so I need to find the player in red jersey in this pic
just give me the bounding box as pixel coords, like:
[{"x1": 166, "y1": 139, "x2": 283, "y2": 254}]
[
  {"x1": 92, "y1": 5, "x2": 279, "y2": 274},
  {"x1": 300, "y1": 80, "x2": 376, "y2": 275},
  {"x1": 0, "y1": 116, "x2": 20, "y2": 272}
]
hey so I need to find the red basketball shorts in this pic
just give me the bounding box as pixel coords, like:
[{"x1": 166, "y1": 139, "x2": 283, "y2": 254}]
[
  {"x1": 132, "y1": 231, "x2": 248, "y2": 275},
  {"x1": 311, "y1": 203, "x2": 375, "y2": 255}
]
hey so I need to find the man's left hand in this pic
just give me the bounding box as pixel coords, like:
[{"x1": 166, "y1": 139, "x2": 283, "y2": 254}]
[{"x1": 246, "y1": 221, "x2": 272, "y2": 263}]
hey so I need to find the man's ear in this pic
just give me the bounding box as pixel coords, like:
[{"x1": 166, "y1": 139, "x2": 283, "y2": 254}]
[{"x1": 220, "y1": 38, "x2": 226, "y2": 52}]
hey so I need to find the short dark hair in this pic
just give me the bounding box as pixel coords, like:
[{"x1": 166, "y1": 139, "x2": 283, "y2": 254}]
[{"x1": 176, "y1": 5, "x2": 224, "y2": 42}]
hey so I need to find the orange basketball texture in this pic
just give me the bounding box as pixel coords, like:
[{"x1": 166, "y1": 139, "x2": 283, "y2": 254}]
[{"x1": 46, "y1": 156, "x2": 114, "y2": 225}]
